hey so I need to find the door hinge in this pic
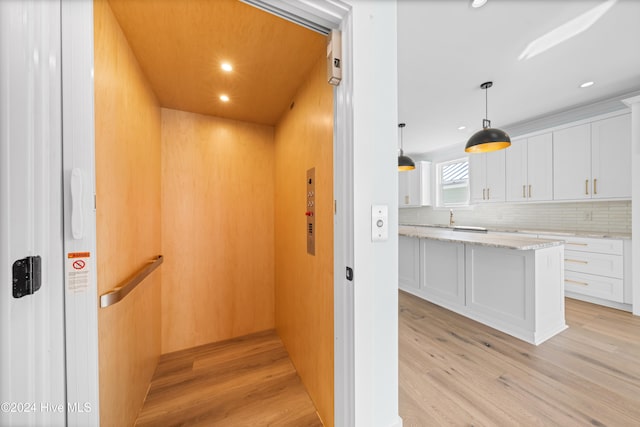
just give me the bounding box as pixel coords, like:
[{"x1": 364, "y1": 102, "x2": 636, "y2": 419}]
[
  {"x1": 12, "y1": 256, "x2": 42, "y2": 298},
  {"x1": 346, "y1": 266, "x2": 353, "y2": 281}
]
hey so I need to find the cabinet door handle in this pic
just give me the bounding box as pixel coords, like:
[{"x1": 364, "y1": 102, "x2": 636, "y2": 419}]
[
  {"x1": 483, "y1": 188, "x2": 486, "y2": 200},
  {"x1": 404, "y1": 195, "x2": 409, "y2": 205},
  {"x1": 565, "y1": 258, "x2": 588, "y2": 264},
  {"x1": 522, "y1": 185, "x2": 526, "y2": 198},
  {"x1": 528, "y1": 185, "x2": 532, "y2": 198},
  {"x1": 585, "y1": 179, "x2": 589, "y2": 195},
  {"x1": 565, "y1": 278, "x2": 589, "y2": 286},
  {"x1": 593, "y1": 178, "x2": 597, "y2": 195},
  {"x1": 566, "y1": 242, "x2": 588, "y2": 247},
  {"x1": 487, "y1": 188, "x2": 490, "y2": 200}
]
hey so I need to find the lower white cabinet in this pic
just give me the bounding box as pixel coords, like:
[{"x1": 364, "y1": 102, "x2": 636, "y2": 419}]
[
  {"x1": 419, "y1": 239, "x2": 465, "y2": 307},
  {"x1": 464, "y1": 244, "x2": 565, "y2": 344},
  {"x1": 399, "y1": 236, "x2": 420, "y2": 290},
  {"x1": 539, "y1": 234, "x2": 630, "y2": 307},
  {"x1": 398, "y1": 234, "x2": 566, "y2": 345}
]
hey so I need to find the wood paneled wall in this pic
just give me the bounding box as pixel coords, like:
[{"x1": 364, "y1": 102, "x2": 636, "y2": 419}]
[
  {"x1": 94, "y1": 1, "x2": 162, "y2": 426},
  {"x1": 274, "y1": 56, "x2": 334, "y2": 426},
  {"x1": 161, "y1": 109, "x2": 275, "y2": 353}
]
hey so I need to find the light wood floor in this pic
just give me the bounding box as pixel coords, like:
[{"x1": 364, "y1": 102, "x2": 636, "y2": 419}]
[
  {"x1": 399, "y1": 290, "x2": 640, "y2": 426},
  {"x1": 135, "y1": 330, "x2": 322, "y2": 427}
]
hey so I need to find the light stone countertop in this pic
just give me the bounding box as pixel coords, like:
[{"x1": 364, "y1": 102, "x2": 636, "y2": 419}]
[
  {"x1": 399, "y1": 225, "x2": 564, "y2": 251},
  {"x1": 401, "y1": 224, "x2": 631, "y2": 240}
]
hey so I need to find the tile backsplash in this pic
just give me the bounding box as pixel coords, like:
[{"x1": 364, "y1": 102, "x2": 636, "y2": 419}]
[{"x1": 399, "y1": 200, "x2": 631, "y2": 235}]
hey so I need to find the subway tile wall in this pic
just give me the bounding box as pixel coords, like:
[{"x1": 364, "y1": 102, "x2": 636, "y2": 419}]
[{"x1": 399, "y1": 200, "x2": 631, "y2": 235}]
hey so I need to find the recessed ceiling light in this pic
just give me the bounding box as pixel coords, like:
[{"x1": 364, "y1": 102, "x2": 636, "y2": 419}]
[
  {"x1": 458, "y1": 126, "x2": 467, "y2": 131},
  {"x1": 471, "y1": 0, "x2": 487, "y2": 8},
  {"x1": 219, "y1": 94, "x2": 230, "y2": 102},
  {"x1": 580, "y1": 81, "x2": 595, "y2": 88},
  {"x1": 221, "y1": 62, "x2": 233, "y2": 72}
]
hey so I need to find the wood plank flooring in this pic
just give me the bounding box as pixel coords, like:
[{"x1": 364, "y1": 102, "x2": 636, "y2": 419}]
[
  {"x1": 399, "y1": 290, "x2": 640, "y2": 427},
  {"x1": 135, "y1": 330, "x2": 322, "y2": 427}
]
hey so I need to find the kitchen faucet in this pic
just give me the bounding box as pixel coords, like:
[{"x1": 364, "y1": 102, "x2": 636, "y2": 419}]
[{"x1": 449, "y1": 209, "x2": 455, "y2": 226}]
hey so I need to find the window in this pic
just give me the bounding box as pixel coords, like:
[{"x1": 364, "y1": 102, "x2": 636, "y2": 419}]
[{"x1": 436, "y1": 158, "x2": 469, "y2": 207}]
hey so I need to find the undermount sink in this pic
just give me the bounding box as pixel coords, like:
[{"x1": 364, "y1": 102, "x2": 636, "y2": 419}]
[{"x1": 452, "y1": 225, "x2": 488, "y2": 233}]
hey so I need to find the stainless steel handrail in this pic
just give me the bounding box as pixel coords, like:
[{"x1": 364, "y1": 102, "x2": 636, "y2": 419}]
[{"x1": 100, "y1": 255, "x2": 163, "y2": 308}]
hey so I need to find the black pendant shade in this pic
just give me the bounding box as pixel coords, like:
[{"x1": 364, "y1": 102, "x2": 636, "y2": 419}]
[
  {"x1": 398, "y1": 153, "x2": 416, "y2": 171},
  {"x1": 465, "y1": 82, "x2": 511, "y2": 153},
  {"x1": 398, "y1": 123, "x2": 415, "y2": 171}
]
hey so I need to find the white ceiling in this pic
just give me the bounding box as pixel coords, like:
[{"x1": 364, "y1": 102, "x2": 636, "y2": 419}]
[{"x1": 398, "y1": 0, "x2": 640, "y2": 155}]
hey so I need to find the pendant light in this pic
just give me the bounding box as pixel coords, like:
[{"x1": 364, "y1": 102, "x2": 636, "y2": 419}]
[
  {"x1": 465, "y1": 81, "x2": 511, "y2": 153},
  {"x1": 398, "y1": 123, "x2": 415, "y2": 171}
]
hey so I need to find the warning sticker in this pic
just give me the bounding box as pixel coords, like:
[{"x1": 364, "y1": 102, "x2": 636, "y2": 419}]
[{"x1": 67, "y1": 252, "x2": 90, "y2": 292}]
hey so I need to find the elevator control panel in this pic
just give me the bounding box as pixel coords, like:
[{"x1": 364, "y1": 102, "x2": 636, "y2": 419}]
[{"x1": 306, "y1": 168, "x2": 315, "y2": 255}]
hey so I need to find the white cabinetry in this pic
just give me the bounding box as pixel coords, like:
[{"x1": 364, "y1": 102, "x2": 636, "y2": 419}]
[
  {"x1": 398, "y1": 236, "x2": 420, "y2": 291},
  {"x1": 553, "y1": 114, "x2": 631, "y2": 201},
  {"x1": 398, "y1": 230, "x2": 566, "y2": 345},
  {"x1": 419, "y1": 239, "x2": 465, "y2": 307},
  {"x1": 399, "y1": 161, "x2": 431, "y2": 207},
  {"x1": 464, "y1": 244, "x2": 565, "y2": 344},
  {"x1": 469, "y1": 150, "x2": 505, "y2": 203},
  {"x1": 591, "y1": 114, "x2": 632, "y2": 199},
  {"x1": 506, "y1": 133, "x2": 553, "y2": 202},
  {"x1": 539, "y1": 234, "x2": 627, "y2": 304}
]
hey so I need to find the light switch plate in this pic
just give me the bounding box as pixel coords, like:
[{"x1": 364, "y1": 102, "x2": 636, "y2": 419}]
[{"x1": 371, "y1": 205, "x2": 388, "y2": 242}]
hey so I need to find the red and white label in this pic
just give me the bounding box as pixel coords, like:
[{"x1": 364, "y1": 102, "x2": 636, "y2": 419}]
[{"x1": 66, "y1": 252, "x2": 90, "y2": 292}]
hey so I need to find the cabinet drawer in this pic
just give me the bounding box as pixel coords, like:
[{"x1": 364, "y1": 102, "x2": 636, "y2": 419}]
[
  {"x1": 565, "y1": 271, "x2": 624, "y2": 303},
  {"x1": 564, "y1": 250, "x2": 622, "y2": 278},
  {"x1": 540, "y1": 234, "x2": 623, "y2": 255}
]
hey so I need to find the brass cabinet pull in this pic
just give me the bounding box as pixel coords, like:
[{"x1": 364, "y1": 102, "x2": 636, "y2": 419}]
[
  {"x1": 585, "y1": 179, "x2": 589, "y2": 195},
  {"x1": 404, "y1": 195, "x2": 409, "y2": 205},
  {"x1": 594, "y1": 178, "x2": 597, "y2": 195},
  {"x1": 522, "y1": 185, "x2": 526, "y2": 198},
  {"x1": 487, "y1": 188, "x2": 490, "y2": 200},
  {"x1": 565, "y1": 278, "x2": 589, "y2": 286},
  {"x1": 565, "y1": 258, "x2": 588, "y2": 264},
  {"x1": 528, "y1": 184, "x2": 532, "y2": 198},
  {"x1": 566, "y1": 242, "x2": 588, "y2": 246},
  {"x1": 483, "y1": 188, "x2": 486, "y2": 200}
]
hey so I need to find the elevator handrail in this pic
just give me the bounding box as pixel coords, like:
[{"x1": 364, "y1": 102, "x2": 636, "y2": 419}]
[{"x1": 99, "y1": 255, "x2": 163, "y2": 308}]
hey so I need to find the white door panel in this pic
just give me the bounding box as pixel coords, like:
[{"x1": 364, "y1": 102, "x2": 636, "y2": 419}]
[{"x1": 0, "y1": 1, "x2": 66, "y2": 426}]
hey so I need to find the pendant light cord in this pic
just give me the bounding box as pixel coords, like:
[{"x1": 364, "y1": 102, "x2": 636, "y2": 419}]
[
  {"x1": 481, "y1": 81, "x2": 492, "y2": 129},
  {"x1": 485, "y1": 86, "x2": 488, "y2": 122}
]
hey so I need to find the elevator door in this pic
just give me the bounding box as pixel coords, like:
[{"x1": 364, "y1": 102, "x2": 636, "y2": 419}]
[{"x1": 0, "y1": 1, "x2": 67, "y2": 426}]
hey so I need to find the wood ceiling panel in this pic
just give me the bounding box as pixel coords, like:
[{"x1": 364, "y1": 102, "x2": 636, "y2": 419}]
[{"x1": 107, "y1": 0, "x2": 326, "y2": 125}]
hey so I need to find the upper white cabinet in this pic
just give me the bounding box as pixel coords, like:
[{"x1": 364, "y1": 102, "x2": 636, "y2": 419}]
[
  {"x1": 506, "y1": 133, "x2": 553, "y2": 202},
  {"x1": 553, "y1": 113, "x2": 631, "y2": 201},
  {"x1": 591, "y1": 114, "x2": 632, "y2": 199},
  {"x1": 399, "y1": 160, "x2": 432, "y2": 207},
  {"x1": 470, "y1": 150, "x2": 505, "y2": 203}
]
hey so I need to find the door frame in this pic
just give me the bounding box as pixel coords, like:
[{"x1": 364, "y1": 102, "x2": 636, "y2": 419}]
[
  {"x1": 241, "y1": 2, "x2": 355, "y2": 424},
  {"x1": 61, "y1": 1, "x2": 100, "y2": 426},
  {"x1": 61, "y1": 0, "x2": 357, "y2": 425}
]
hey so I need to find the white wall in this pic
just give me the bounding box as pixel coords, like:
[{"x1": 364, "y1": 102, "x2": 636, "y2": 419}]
[{"x1": 347, "y1": 0, "x2": 401, "y2": 426}]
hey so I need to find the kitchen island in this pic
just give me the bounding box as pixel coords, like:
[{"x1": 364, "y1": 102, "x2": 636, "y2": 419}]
[{"x1": 399, "y1": 225, "x2": 567, "y2": 345}]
